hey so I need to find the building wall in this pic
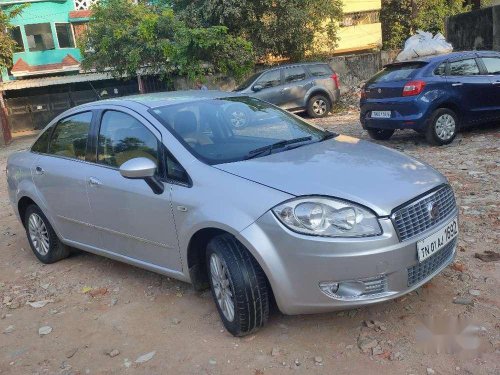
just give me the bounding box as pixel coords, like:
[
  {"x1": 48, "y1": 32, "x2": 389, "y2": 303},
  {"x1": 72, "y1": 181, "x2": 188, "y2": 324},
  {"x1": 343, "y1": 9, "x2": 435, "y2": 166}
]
[
  {"x1": 316, "y1": 0, "x2": 382, "y2": 55},
  {"x1": 1, "y1": 0, "x2": 84, "y2": 81}
]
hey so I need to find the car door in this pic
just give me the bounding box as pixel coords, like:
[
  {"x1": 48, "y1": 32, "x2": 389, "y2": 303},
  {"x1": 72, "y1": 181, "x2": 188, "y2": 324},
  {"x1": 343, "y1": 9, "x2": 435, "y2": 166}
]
[
  {"x1": 251, "y1": 69, "x2": 285, "y2": 106},
  {"x1": 479, "y1": 55, "x2": 500, "y2": 120},
  {"x1": 280, "y1": 66, "x2": 309, "y2": 109},
  {"x1": 32, "y1": 111, "x2": 100, "y2": 247},
  {"x1": 86, "y1": 108, "x2": 182, "y2": 271},
  {"x1": 446, "y1": 57, "x2": 493, "y2": 125}
]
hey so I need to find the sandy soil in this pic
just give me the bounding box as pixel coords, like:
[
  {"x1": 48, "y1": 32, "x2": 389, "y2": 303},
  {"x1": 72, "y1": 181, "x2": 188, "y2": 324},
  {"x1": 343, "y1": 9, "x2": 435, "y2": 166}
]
[{"x1": 0, "y1": 113, "x2": 498, "y2": 375}]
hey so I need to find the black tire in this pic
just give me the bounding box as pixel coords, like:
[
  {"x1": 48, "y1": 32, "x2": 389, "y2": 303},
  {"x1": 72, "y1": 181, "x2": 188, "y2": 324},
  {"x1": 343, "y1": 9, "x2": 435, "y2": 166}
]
[
  {"x1": 24, "y1": 205, "x2": 69, "y2": 264},
  {"x1": 206, "y1": 234, "x2": 269, "y2": 336},
  {"x1": 307, "y1": 94, "x2": 331, "y2": 118},
  {"x1": 425, "y1": 108, "x2": 458, "y2": 146},
  {"x1": 367, "y1": 128, "x2": 395, "y2": 140}
]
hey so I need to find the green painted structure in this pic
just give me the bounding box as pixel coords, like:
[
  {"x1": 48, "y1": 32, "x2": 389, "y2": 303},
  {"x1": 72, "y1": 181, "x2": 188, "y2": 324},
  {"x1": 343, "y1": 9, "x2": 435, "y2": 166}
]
[{"x1": 1, "y1": 0, "x2": 89, "y2": 82}]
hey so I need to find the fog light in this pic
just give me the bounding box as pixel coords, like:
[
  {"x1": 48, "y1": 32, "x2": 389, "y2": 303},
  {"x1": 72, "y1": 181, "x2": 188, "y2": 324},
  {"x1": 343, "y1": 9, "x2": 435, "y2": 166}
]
[
  {"x1": 319, "y1": 275, "x2": 390, "y2": 301},
  {"x1": 319, "y1": 281, "x2": 339, "y2": 297}
]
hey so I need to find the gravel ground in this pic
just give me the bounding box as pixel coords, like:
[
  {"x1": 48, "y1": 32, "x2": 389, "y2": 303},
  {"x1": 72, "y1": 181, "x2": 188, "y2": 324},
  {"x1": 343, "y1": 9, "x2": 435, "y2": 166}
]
[{"x1": 0, "y1": 112, "x2": 499, "y2": 375}]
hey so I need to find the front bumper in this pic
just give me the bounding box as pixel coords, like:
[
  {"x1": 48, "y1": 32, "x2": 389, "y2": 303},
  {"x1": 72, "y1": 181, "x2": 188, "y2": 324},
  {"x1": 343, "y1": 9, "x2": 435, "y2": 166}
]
[{"x1": 239, "y1": 210, "x2": 457, "y2": 315}]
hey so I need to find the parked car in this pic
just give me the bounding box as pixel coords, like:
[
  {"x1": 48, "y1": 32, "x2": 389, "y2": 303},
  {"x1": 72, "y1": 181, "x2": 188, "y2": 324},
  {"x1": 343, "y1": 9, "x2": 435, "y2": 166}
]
[
  {"x1": 235, "y1": 63, "x2": 340, "y2": 118},
  {"x1": 7, "y1": 92, "x2": 459, "y2": 336},
  {"x1": 360, "y1": 51, "x2": 500, "y2": 145}
]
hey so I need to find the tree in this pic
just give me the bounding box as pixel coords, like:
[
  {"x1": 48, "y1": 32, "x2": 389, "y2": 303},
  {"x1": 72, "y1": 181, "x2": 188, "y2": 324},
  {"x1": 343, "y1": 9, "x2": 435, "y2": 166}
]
[
  {"x1": 0, "y1": 6, "x2": 26, "y2": 71},
  {"x1": 80, "y1": 0, "x2": 254, "y2": 81},
  {"x1": 169, "y1": 0, "x2": 344, "y2": 61},
  {"x1": 381, "y1": 0, "x2": 471, "y2": 50}
]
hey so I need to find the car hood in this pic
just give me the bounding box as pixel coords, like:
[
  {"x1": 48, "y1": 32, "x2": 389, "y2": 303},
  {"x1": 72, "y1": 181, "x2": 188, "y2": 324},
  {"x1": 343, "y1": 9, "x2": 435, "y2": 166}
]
[{"x1": 215, "y1": 135, "x2": 447, "y2": 216}]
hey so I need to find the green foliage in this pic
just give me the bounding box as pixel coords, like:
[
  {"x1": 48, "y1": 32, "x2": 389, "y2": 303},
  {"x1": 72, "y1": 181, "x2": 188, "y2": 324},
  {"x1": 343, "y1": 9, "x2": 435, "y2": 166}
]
[
  {"x1": 0, "y1": 5, "x2": 26, "y2": 71},
  {"x1": 80, "y1": 0, "x2": 254, "y2": 80},
  {"x1": 381, "y1": 0, "x2": 471, "y2": 50},
  {"x1": 169, "y1": 0, "x2": 344, "y2": 61}
]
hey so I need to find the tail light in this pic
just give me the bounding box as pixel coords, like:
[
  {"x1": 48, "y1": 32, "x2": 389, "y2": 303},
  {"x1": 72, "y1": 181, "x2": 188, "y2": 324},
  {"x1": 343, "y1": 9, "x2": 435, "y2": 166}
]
[
  {"x1": 402, "y1": 80, "x2": 426, "y2": 96},
  {"x1": 331, "y1": 73, "x2": 340, "y2": 89},
  {"x1": 360, "y1": 86, "x2": 367, "y2": 99}
]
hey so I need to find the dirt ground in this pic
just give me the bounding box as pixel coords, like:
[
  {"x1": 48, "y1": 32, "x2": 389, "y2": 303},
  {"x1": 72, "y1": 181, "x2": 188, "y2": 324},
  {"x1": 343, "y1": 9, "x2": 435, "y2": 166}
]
[{"x1": 0, "y1": 111, "x2": 499, "y2": 375}]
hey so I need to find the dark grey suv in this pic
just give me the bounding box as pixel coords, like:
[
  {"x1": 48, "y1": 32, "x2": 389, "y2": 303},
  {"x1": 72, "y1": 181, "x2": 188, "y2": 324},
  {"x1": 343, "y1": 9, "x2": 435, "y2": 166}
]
[{"x1": 235, "y1": 63, "x2": 340, "y2": 118}]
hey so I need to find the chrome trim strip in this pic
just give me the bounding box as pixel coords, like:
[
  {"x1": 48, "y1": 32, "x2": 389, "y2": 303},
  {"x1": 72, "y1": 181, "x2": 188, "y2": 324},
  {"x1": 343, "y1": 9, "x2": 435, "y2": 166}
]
[{"x1": 57, "y1": 215, "x2": 173, "y2": 249}]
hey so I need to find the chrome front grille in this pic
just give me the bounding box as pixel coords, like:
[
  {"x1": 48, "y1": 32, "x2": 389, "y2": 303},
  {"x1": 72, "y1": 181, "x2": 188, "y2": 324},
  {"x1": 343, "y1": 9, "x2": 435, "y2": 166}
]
[
  {"x1": 392, "y1": 186, "x2": 456, "y2": 242},
  {"x1": 407, "y1": 238, "x2": 456, "y2": 287}
]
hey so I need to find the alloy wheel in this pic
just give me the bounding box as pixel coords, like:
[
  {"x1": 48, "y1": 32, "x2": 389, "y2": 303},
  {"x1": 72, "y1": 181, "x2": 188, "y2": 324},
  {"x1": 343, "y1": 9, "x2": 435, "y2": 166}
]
[
  {"x1": 28, "y1": 213, "x2": 50, "y2": 256},
  {"x1": 209, "y1": 253, "x2": 235, "y2": 322},
  {"x1": 312, "y1": 99, "x2": 327, "y2": 116},
  {"x1": 435, "y1": 114, "x2": 456, "y2": 141}
]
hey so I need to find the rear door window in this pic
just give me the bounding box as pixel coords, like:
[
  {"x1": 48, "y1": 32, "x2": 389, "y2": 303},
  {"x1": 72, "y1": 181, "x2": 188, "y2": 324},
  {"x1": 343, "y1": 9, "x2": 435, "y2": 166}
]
[
  {"x1": 434, "y1": 63, "x2": 446, "y2": 76},
  {"x1": 47, "y1": 112, "x2": 92, "y2": 160},
  {"x1": 449, "y1": 59, "x2": 480, "y2": 76},
  {"x1": 307, "y1": 64, "x2": 333, "y2": 77},
  {"x1": 284, "y1": 66, "x2": 307, "y2": 83},
  {"x1": 482, "y1": 57, "x2": 500, "y2": 74},
  {"x1": 369, "y1": 62, "x2": 426, "y2": 83}
]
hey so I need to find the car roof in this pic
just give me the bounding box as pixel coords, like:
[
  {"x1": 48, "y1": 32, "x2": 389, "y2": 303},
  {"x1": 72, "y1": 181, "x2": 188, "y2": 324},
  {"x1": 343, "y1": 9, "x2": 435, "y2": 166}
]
[
  {"x1": 76, "y1": 90, "x2": 239, "y2": 110},
  {"x1": 388, "y1": 50, "x2": 500, "y2": 66}
]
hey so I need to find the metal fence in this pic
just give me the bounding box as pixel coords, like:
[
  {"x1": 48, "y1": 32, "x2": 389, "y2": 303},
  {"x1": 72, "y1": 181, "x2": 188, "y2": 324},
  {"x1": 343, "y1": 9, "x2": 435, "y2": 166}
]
[{"x1": 4, "y1": 76, "x2": 169, "y2": 133}]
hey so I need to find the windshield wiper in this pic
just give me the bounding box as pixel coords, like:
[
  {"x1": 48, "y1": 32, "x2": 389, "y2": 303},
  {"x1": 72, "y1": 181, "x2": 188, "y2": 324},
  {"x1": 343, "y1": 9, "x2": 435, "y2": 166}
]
[{"x1": 244, "y1": 136, "x2": 313, "y2": 160}]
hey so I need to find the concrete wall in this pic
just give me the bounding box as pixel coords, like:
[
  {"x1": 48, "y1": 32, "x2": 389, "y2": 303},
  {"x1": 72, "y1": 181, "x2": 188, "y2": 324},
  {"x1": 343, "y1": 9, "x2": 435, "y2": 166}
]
[
  {"x1": 328, "y1": 50, "x2": 398, "y2": 92},
  {"x1": 446, "y1": 6, "x2": 499, "y2": 51}
]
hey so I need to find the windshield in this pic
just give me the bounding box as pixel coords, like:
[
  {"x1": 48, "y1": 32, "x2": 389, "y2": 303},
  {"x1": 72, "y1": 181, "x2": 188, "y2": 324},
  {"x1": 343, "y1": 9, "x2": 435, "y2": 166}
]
[
  {"x1": 150, "y1": 97, "x2": 328, "y2": 165},
  {"x1": 234, "y1": 72, "x2": 262, "y2": 91},
  {"x1": 369, "y1": 62, "x2": 427, "y2": 83}
]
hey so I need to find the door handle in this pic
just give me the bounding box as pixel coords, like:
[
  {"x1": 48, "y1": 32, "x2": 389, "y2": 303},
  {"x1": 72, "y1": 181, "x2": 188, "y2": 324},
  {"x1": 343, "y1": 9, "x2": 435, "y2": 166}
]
[
  {"x1": 492, "y1": 81, "x2": 500, "y2": 86},
  {"x1": 451, "y1": 82, "x2": 463, "y2": 87},
  {"x1": 88, "y1": 177, "x2": 102, "y2": 187},
  {"x1": 35, "y1": 166, "x2": 44, "y2": 175}
]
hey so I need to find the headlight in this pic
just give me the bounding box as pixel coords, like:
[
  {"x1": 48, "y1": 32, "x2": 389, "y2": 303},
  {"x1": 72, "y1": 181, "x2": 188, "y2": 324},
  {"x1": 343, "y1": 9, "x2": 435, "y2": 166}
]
[{"x1": 272, "y1": 197, "x2": 382, "y2": 237}]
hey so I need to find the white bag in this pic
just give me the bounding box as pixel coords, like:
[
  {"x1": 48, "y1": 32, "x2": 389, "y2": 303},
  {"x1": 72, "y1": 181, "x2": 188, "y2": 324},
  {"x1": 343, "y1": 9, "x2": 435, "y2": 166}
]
[{"x1": 396, "y1": 30, "x2": 453, "y2": 61}]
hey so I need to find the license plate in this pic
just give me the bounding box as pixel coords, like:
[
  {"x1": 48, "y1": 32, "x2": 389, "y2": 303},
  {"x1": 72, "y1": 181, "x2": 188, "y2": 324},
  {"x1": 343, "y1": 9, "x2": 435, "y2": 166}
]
[
  {"x1": 371, "y1": 111, "x2": 391, "y2": 119},
  {"x1": 417, "y1": 217, "x2": 458, "y2": 263}
]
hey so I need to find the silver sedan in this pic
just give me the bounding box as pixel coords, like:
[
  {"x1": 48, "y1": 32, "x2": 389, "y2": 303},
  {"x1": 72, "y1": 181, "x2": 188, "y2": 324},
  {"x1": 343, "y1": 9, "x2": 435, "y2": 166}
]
[{"x1": 6, "y1": 91, "x2": 458, "y2": 336}]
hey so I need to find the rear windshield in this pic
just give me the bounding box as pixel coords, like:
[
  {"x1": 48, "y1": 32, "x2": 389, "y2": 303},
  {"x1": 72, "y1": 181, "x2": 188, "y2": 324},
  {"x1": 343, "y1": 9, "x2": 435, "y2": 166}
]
[{"x1": 369, "y1": 62, "x2": 427, "y2": 83}]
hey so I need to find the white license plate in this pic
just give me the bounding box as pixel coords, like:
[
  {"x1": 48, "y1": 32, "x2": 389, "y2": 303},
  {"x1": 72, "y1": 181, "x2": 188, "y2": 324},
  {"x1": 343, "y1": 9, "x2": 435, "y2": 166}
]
[
  {"x1": 371, "y1": 110, "x2": 391, "y2": 119},
  {"x1": 417, "y1": 217, "x2": 458, "y2": 263}
]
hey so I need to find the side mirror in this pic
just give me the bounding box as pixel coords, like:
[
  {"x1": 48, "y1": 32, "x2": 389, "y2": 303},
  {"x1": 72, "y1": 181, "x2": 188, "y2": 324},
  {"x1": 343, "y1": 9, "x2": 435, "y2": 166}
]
[
  {"x1": 119, "y1": 157, "x2": 156, "y2": 179},
  {"x1": 119, "y1": 157, "x2": 164, "y2": 194},
  {"x1": 252, "y1": 84, "x2": 263, "y2": 92}
]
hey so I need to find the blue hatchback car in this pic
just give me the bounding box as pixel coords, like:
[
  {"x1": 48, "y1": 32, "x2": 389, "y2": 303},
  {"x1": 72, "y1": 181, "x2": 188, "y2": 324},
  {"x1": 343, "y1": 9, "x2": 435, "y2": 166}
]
[{"x1": 360, "y1": 51, "x2": 500, "y2": 145}]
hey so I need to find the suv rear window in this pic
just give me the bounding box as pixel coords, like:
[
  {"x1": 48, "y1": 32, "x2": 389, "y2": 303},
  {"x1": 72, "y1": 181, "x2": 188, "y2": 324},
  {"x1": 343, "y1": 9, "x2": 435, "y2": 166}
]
[
  {"x1": 369, "y1": 62, "x2": 427, "y2": 83},
  {"x1": 307, "y1": 64, "x2": 332, "y2": 77}
]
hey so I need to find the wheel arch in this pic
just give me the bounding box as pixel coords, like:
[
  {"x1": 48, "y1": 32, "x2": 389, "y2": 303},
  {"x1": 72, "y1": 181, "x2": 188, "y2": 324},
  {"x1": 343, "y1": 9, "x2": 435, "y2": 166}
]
[
  {"x1": 18, "y1": 196, "x2": 37, "y2": 227},
  {"x1": 186, "y1": 226, "x2": 274, "y2": 299},
  {"x1": 432, "y1": 102, "x2": 462, "y2": 127},
  {"x1": 305, "y1": 88, "x2": 333, "y2": 106}
]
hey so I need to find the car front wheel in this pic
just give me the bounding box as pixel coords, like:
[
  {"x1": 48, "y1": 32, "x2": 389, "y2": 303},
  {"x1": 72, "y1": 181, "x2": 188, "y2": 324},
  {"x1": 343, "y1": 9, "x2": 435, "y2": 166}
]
[
  {"x1": 367, "y1": 128, "x2": 395, "y2": 140},
  {"x1": 426, "y1": 108, "x2": 458, "y2": 145},
  {"x1": 24, "y1": 205, "x2": 70, "y2": 264},
  {"x1": 206, "y1": 234, "x2": 269, "y2": 336},
  {"x1": 307, "y1": 95, "x2": 331, "y2": 118}
]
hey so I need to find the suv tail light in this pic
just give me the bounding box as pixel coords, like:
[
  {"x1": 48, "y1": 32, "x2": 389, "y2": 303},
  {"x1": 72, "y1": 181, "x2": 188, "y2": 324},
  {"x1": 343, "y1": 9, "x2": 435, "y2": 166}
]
[
  {"x1": 402, "y1": 80, "x2": 426, "y2": 96},
  {"x1": 331, "y1": 73, "x2": 340, "y2": 89},
  {"x1": 360, "y1": 86, "x2": 367, "y2": 99}
]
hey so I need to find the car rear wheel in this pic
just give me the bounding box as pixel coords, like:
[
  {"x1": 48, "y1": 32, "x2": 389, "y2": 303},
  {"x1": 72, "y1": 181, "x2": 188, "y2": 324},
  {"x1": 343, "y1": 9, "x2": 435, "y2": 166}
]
[
  {"x1": 367, "y1": 128, "x2": 395, "y2": 140},
  {"x1": 206, "y1": 234, "x2": 269, "y2": 336},
  {"x1": 426, "y1": 108, "x2": 458, "y2": 146},
  {"x1": 307, "y1": 95, "x2": 331, "y2": 118},
  {"x1": 24, "y1": 205, "x2": 69, "y2": 264}
]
